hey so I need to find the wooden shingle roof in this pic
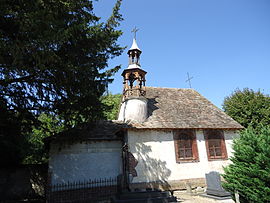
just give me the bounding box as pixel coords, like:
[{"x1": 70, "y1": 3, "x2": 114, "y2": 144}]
[
  {"x1": 130, "y1": 87, "x2": 243, "y2": 129},
  {"x1": 45, "y1": 120, "x2": 128, "y2": 142}
]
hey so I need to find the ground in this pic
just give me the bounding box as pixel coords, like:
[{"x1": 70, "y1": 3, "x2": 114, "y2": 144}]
[{"x1": 174, "y1": 190, "x2": 235, "y2": 203}]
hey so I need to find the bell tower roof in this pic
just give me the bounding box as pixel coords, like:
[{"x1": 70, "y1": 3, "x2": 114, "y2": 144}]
[
  {"x1": 127, "y1": 27, "x2": 142, "y2": 70},
  {"x1": 129, "y1": 38, "x2": 141, "y2": 52},
  {"x1": 127, "y1": 38, "x2": 142, "y2": 69}
]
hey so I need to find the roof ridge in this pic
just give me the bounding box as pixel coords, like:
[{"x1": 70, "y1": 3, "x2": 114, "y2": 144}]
[{"x1": 146, "y1": 86, "x2": 196, "y2": 91}]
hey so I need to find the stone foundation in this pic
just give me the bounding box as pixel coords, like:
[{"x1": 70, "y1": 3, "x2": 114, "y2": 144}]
[{"x1": 129, "y1": 178, "x2": 206, "y2": 191}]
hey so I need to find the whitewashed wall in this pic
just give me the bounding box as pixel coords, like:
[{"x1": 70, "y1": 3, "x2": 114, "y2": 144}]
[
  {"x1": 127, "y1": 129, "x2": 238, "y2": 183},
  {"x1": 49, "y1": 141, "x2": 122, "y2": 185},
  {"x1": 118, "y1": 97, "x2": 148, "y2": 123}
]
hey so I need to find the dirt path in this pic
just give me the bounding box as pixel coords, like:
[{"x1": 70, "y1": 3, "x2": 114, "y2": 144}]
[{"x1": 174, "y1": 191, "x2": 235, "y2": 203}]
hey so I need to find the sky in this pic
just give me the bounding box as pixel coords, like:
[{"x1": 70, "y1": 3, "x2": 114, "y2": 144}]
[{"x1": 93, "y1": 0, "x2": 270, "y2": 109}]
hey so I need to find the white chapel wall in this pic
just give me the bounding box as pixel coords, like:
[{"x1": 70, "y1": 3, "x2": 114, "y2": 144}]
[
  {"x1": 49, "y1": 140, "x2": 122, "y2": 185},
  {"x1": 127, "y1": 129, "x2": 238, "y2": 183}
]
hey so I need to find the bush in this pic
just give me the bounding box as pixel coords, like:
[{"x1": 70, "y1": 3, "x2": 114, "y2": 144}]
[
  {"x1": 222, "y1": 126, "x2": 270, "y2": 203},
  {"x1": 223, "y1": 88, "x2": 270, "y2": 129}
]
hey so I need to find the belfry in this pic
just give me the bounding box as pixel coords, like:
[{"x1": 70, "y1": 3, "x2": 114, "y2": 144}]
[
  {"x1": 118, "y1": 29, "x2": 148, "y2": 123},
  {"x1": 122, "y1": 32, "x2": 147, "y2": 98}
]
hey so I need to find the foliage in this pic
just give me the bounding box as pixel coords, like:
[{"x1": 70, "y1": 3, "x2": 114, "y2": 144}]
[
  {"x1": 101, "y1": 93, "x2": 122, "y2": 120},
  {"x1": 0, "y1": 98, "x2": 31, "y2": 165},
  {"x1": 222, "y1": 126, "x2": 270, "y2": 203},
  {"x1": 0, "y1": 0, "x2": 123, "y2": 165},
  {"x1": 0, "y1": 0, "x2": 123, "y2": 126},
  {"x1": 23, "y1": 93, "x2": 122, "y2": 164},
  {"x1": 23, "y1": 114, "x2": 64, "y2": 164},
  {"x1": 223, "y1": 88, "x2": 270, "y2": 129}
]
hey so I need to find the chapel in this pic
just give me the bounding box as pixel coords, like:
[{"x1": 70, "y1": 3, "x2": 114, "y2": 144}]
[{"x1": 47, "y1": 35, "x2": 243, "y2": 191}]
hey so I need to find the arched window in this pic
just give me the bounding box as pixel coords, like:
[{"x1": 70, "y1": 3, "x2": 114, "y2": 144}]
[
  {"x1": 204, "y1": 130, "x2": 227, "y2": 160},
  {"x1": 174, "y1": 130, "x2": 199, "y2": 162},
  {"x1": 128, "y1": 73, "x2": 136, "y2": 88}
]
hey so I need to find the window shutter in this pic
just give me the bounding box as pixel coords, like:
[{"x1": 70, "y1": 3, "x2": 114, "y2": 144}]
[
  {"x1": 204, "y1": 133, "x2": 211, "y2": 161},
  {"x1": 192, "y1": 132, "x2": 199, "y2": 161},
  {"x1": 173, "y1": 132, "x2": 180, "y2": 162},
  {"x1": 220, "y1": 134, "x2": 228, "y2": 159}
]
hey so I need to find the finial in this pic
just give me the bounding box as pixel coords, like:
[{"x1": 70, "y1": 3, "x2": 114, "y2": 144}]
[
  {"x1": 185, "y1": 72, "x2": 194, "y2": 88},
  {"x1": 131, "y1": 27, "x2": 139, "y2": 40}
]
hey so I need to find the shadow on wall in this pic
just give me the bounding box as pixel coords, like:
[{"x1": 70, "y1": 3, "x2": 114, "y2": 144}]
[
  {"x1": 147, "y1": 97, "x2": 159, "y2": 118},
  {"x1": 132, "y1": 142, "x2": 171, "y2": 190}
]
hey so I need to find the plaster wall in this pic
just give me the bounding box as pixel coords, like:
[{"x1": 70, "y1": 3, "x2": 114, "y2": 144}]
[
  {"x1": 49, "y1": 141, "x2": 122, "y2": 185},
  {"x1": 118, "y1": 97, "x2": 147, "y2": 122},
  {"x1": 127, "y1": 129, "x2": 237, "y2": 183}
]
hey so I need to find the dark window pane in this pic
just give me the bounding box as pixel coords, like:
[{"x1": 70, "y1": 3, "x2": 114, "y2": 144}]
[
  {"x1": 215, "y1": 147, "x2": 222, "y2": 156},
  {"x1": 208, "y1": 137, "x2": 221, "y2": 158},
  {"x1": 185, "y1": 140, "x2": 192, "y2": 148},
  {"x1": 179, "y1": 137, "x2": 192, "y2": 147},
  {"x1": 209, "y1": 148, "x2": 215, "y2": 156},
  {"x1": 186, "y1": 149, "x2": 193, "y2": 158},
  {"x1": 179, "y1": 142, "x2": 185, "y2": 148},
  {"x1": 179, "y1": 149, "x2": 185, "y2": 158},
  {"x1": 208, "y1": 134, "x2": 221, "y2": 140},
  {"x1": 209, "y1": 140, "x2": 220, "y2": 147},
  {"x1": 179, "y1": 148, "x2": 193, "y2": 159}
]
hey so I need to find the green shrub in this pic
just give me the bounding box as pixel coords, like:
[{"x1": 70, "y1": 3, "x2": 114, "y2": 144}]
[{"x1": 222, "y1": 126, "x2": 270, "y2": 203}]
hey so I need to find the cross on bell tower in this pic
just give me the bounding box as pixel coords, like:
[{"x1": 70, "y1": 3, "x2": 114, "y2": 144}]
[
  {"x1": 131, "y1": 27, "x2": 139, "y2": 39},
  {"x1": 122, "y1": 27, "x2": 147, "y2": 99}
]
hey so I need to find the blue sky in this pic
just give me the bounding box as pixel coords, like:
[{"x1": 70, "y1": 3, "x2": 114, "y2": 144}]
[{"x1": 94, "y1": 0, "x2": 270, "y2": 108}]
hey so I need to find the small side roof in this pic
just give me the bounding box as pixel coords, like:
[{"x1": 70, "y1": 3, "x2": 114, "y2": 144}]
[{"x1": 45, "y1": 120, "x2": 128, "y2": 143}]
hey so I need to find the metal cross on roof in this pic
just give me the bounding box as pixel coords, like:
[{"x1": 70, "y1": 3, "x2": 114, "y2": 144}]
[
  {"x1": 185, "y1": 72, "x2": 193, "y2": 88},
  {"x1": 131, "y1": 27, "x2": 139, "y2": 39}
]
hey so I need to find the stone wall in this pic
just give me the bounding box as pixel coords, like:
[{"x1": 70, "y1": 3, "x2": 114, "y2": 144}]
[{"x1": 129, "y1": 178, "x2": 206, "y2": 191}]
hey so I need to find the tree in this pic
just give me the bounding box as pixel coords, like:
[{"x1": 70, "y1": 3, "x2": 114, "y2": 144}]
[
  {"x1": 223, "y1": 88, "x2": 270, "y2": 129},
  {"x1": 0, "y1": 0, "x2": 123, "y2": 126},
  {"x1": 222, "y1": 126, "x2": 270, "y2": 203},
  {"x1": 0, "y1": 0, "x2": 124, "y2": 165},
  {"x1": 101, "y1": 93, "x2": 122, "y2": 120},
  {"x1": 22, "y1": 93, "x2": 122, "y2": 164},
  {"x1": 0, "y1": 98, "x2": 31, "y2": 165},
  {"x1": 23, "y1": 114, "x2": 64, "y2": 164}
]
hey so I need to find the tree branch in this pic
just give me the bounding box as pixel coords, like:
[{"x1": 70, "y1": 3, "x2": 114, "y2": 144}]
[{"x1": 0, "y1": 75, "x2": 35, "y2": 86}]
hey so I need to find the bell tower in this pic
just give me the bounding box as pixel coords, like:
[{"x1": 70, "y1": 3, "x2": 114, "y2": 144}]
[
  {"x1": 122, "y1": 37, "x2": 147, "y2": 99},
  {"x1": 118, "y1": 28, "x2": 148, "y2": 123}
]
